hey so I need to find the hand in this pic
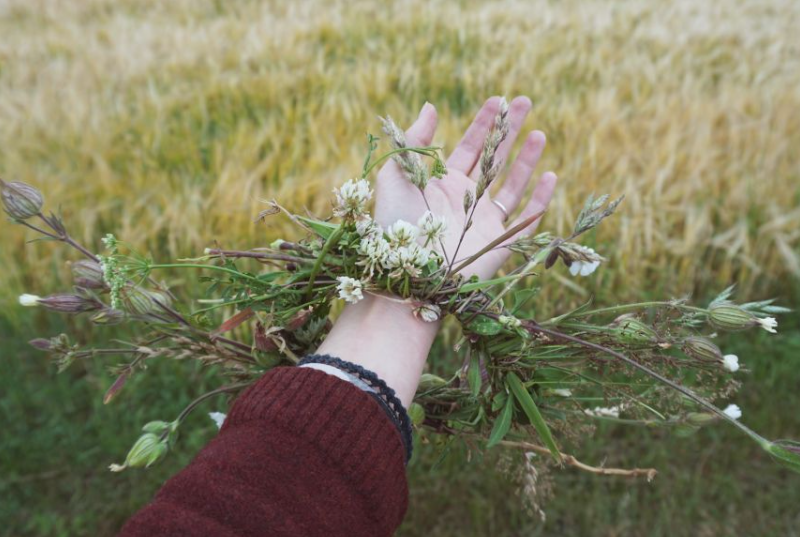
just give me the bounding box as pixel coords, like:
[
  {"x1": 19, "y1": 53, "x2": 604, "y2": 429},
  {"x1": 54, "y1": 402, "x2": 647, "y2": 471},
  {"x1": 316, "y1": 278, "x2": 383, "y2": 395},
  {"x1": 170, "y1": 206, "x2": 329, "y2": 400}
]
[
  {"x1": 318, "y1": 97, "x2": 558, "y2": 407},
  {"x1": 375, "y1": 96, "x2": 557, "y2": 280}
]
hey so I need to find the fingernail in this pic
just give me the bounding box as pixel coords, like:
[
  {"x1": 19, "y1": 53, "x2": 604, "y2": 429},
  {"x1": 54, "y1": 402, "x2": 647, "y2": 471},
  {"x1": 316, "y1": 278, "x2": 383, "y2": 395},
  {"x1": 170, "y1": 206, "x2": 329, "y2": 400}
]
[{"x1": 419, "y1": 101, "x2": 431, "y2": 117}]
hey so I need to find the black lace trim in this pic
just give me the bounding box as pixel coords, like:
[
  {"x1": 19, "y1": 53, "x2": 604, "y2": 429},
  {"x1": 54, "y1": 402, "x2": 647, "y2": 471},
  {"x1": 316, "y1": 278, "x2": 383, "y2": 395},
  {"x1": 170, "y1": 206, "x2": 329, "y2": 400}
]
[{"x1": 298, "y1": 354, "x2": 413, "y2": 463}]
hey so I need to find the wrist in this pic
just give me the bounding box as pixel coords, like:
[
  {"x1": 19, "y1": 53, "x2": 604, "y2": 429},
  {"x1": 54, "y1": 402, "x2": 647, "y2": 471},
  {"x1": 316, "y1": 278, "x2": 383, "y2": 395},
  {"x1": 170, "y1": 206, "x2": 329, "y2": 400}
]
[{"x1": 316, "y1": 293, "x2": 439, "y2": 407}]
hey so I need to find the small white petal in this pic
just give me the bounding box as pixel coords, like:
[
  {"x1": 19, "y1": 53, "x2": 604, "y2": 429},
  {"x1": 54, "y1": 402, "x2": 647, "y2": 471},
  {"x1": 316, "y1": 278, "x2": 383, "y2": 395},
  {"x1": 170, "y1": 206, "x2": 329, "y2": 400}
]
[
  {"x1": 208, "y1": 412, "x2": 227, "y2": 430},
  {"x1": 552, "y1": 389, "x2": 573, "y2": 397},
  {"x1": 757, "y1": 317, "x2": 778, "y2": 334},
  {"x1": 19, "y1": 294, "x2": 41, "y2": 307},
  {"x1": 336, "y1": 276, "x2": 364, "y2": 304},
  {"x1": 722, "y1": 354, "x2": 740, "y2": 372},
  {"x1": 569, "y1": 261, "x2": 583, "y2": 276},
  {"x1": 723, "y1": 404, "x2": 742, "y2": 420}
]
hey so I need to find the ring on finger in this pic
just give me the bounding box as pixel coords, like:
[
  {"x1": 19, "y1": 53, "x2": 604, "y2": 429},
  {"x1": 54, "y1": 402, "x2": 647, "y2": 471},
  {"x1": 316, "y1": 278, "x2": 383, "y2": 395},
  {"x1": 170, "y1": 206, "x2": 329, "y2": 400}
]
[{"x1": 491, "y1": 199, "x2": 510, "y2": 222}]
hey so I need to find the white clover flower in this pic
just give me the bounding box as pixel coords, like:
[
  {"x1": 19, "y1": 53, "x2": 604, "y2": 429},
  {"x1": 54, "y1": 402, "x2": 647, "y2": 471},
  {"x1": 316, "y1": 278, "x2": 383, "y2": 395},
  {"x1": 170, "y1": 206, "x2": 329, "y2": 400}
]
[
  {"x1": 333, "y1": 178, "x2": 372, "y2": 218},
  {"x1": 722, "y1": 354, "x2": 740, "y2": 372},
  {"x1": 387, "y1": 220, "x2": 419, "y2": 248},
  {"x1": 723, "y1": 403, "x2": 742, "y2": 420},
  {"x1": 552, "y1": 388, "x2": 573, "y2": 397},
  {"x1": 414, "y1": 303, "x2": 441, "y2": 323},
  {"x1": 336, "y1": 276, "x2": 364, "y2": 304},
  {"x1": 584, "y1": 405, "x2": 621, "y2": 418},
  {"x1": 19, "y1": 294, "x2": 41, "y2": 307},
  {"x1": 757, "y1": 316, "x2": 778, "y2": 334},
  {"x1": 209, "y1": 411, "x2": 227, "y2": 430},
  {"x1": 417, "y1": 211, "x2": 447, "y2": 244},
  {"x1": 355, "y1": 216, "x2": 382, "y2": 238},
  {"x1": 385, "y1": 243, "x2": 431, "y2": 277},
  {"x1": 357, "y1": 235, "x2": 391, "y2": 277}
]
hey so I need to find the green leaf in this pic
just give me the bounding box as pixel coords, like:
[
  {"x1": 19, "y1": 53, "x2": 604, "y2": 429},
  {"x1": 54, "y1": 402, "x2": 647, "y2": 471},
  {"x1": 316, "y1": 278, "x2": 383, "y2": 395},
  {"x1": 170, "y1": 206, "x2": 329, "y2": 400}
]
[
  {"x1": 468, "y1": 316, "x2": 503, "y2": 336},
  {"x1": 505, "y1": 372, "x2": 561, "y2": 462},
  {"x1": 295, "y1": 215, "x2": 339, "y2": 239},
  {"x1": 487, "y1": 394, "x2": 514, "y2": 448},
  {"x1": 460, "y1": 273, "x2": 522, "y2": 293},
  {"x1": 467, "y1": 353, "x2": 482, "y2": 397}
]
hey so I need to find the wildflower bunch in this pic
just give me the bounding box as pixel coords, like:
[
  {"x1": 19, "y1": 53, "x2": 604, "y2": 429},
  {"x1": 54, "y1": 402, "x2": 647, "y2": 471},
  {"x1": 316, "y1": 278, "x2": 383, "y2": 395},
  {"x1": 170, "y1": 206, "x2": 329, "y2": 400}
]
[{"x1": 4, "y1": 102, "x2": 797, "y2": 483}]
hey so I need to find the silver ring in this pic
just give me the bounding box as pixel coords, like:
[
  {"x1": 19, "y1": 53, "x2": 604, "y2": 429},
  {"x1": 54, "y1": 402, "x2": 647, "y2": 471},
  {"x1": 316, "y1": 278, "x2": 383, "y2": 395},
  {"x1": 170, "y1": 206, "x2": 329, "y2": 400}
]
[{"x1": 491, "y1": 199, "x2": 509, "y2": 222}]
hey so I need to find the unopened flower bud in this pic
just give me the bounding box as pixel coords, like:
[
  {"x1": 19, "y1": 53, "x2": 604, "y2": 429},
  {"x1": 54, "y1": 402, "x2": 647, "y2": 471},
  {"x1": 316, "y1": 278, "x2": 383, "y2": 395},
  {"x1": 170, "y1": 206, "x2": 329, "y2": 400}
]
[
  {"x1": 38, "y1": 293, "x2": 103, "y2": 314},
  {"x1": 19, "y1": 294, "x2": 41, "y2": 307},
  {"x1": 686, "y1": 412, "x2": 717, "y2": 426},
  {"x1": 71, "y1": 260, "x2": 106, "y2": 289},
  {"x1": 90, "y1": 308, "x2": 126, "y2": 325},
  {"x1": 121, "y1": 287, "x2": 157, "y2": 315},
  {"x1": 1, "y1": 180, "x2": 43, "y2": 220},
  {"x1": 254, "y1": 321, "x2": 277, "y2": 352},
  {"x1": 499, "y1": 315, "x2": 522, "y2": 329},
  {"x1": 29, "y1": 338, "x2": 54, "y2": 351},
  {"x1": 147, "y1": 289, "x2": 173, "y2": 310},
  {"x1": 286, "y1": 308, "x2": 313, "y2": 331},
  {"x1": 408, "y1": 402, "x2": 426, "y2": 426},
  {"x1": 109, "y1": 433, "x2": 168, "y2": 472},
  {"x1": 613, "y1": 317, "x2": 658, "y2": 345},
  {"x1": 417, "y1": 373, "x2": 447, "y2": 392},
  {"x1": 707, "y1": 304, "x2": 757, "y2": 331},
  {"x1": 682, "y1": 336, "x2": 723, "y2": 362}
]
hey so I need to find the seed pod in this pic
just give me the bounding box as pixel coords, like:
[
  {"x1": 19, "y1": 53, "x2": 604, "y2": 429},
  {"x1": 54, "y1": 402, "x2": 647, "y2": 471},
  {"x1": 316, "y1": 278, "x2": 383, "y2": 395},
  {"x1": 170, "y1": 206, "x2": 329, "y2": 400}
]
[
  {"x1": 29, "y1": 338, "x2": 54, "y2": 351},
  {"x1": 121, "y1": 287, "x2": 157, "y2": 315},
  {"x1": 1, "y1": 180, "x2": 44, "y2": 220},
  {"x1": 708, "y1": 304, "x2": 757, "y2": 331},
  {"x1": 38, "y1": 293, "x2": 103, "y2": 314},
  {"x1": 254, "y1": 321, "x2": 277, "y2": 352},
  {"x1": 463, "y1": 189, "x2": 474, "y2": 214},
  {"x1": 71, "y1": 260, "x2": 106, "y2": 289},
  {"x1": 682, "y1": 336, "x2": 723, "y2": 362},
  {"x1": 614, "y1": 317, "x2": 658, "y2": 345},
  {"x1": 90, "y1": 308, "x2": 126, "y2": 325},
  {"x1": 147, "y1": 289, "x2": 173, "y2": 310},
  {"x1": 686, "y1": 412, "x2": 717, "y2": 426}
]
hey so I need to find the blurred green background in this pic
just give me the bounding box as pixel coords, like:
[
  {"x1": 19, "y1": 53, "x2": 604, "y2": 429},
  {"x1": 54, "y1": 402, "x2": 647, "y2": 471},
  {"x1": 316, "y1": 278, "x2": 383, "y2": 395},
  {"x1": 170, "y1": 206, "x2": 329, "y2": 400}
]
[{"x1": 1, "y1": 0, "x2": 798, "y2": 535}]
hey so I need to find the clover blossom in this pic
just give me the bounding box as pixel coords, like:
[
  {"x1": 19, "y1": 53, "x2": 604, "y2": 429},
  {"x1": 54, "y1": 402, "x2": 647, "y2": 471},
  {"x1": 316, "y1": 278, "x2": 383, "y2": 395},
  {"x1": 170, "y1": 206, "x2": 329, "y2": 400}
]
[
  {"x1": 387, "y1": 220, "x2": 419, "y2": 248},
  {"x1": 418, "y1": 211, "x2": 447, "y2": 245},
  {"x1": 357, "y1": 235, "x2": 391, "y2": 277},
  {"x1": 355, "y1": 216, "x2": 382, "y2": 238},
  {"x1": 333, "y1": 178, "x2": 372, "y2": 219},
  {"x1": 385, "y1": 243, "x2": 430, "y2": 278},
  {"x1": 336, "y1": 276, "x2": 364, "y2": 304}
]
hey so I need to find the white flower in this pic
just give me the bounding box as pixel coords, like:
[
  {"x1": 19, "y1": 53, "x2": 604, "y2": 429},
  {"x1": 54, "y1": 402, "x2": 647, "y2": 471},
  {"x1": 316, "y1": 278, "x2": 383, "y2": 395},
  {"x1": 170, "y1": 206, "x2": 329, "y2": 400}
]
[
  {"x1": 333, "y1": 178, "x2": 372, "y2": 218},
  {"x1": 336, "y1": 276, "x2": 364, "y2": 304},
  {"x1": 209, "y1": 412, "x2": 227, "y2": 430},
  {"x1": 757, "y1": 317, "x2": 778, "y2": 334},
  {"x1": 414, "y1": 303, "x2": 441, "y2": 323},
  {"x1": 386, "y1": 220, "x2": 419, "y2": 248},
  {"x1": 357, "y1": 235, "x2": 391, "y2": 276},
  {"x1": 569, "y1": 260, "x2": 601, "y2": 277},
  {"x1": 19, "y1": 294, "x2": 41, "y2": 307},
  {"x1": 722, "y1": 354, "x2": 740, "y2": 372},
  {"x1": 385, "y1": 243, "x2": 431, "y2": 277},
  {"x1": 584, "y1": 405, "x2": 621, "y2": 418},
  {"x1": 723, "y1": 404, "x2": 742, "y2": 420},
  {"x1": 417, "y1": 211, "x2": 447, "y2": 244},
  {"x1": 552, "y1": 389, "x2": 573, "y2": 397},
  {"x1": 355, "y1": 216, "x2": 382, "y2": 238}
]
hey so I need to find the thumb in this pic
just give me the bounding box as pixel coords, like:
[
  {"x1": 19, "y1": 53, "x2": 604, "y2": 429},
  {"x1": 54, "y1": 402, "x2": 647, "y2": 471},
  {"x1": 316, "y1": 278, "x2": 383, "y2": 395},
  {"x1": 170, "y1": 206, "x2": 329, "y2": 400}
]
[{"x1": 404, "y1": 102, "x2": 438, "y2": 146}]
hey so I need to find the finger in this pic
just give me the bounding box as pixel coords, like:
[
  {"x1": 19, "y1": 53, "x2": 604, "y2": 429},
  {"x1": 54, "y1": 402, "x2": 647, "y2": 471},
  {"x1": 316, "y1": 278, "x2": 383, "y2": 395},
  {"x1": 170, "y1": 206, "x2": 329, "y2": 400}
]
[
  {"x1": 445, "y1": 96, "x2": 502, "y2": 174},
  {"x1": 405, "y1": 102, "x2": 438, "y2": 146},
  {"x1": 494, "y1": 130, "x2": 546, "y2": 214},
  {"x1": 509, "y1": 171, "x2": 557, "y2": 239},
  {"x1": 470, "y1": 96, "x2": 531, "y2": 181}
]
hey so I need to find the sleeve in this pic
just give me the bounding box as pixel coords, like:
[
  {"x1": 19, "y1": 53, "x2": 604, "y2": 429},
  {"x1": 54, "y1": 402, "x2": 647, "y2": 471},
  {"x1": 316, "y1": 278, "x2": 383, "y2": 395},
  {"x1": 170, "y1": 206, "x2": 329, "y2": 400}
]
[{"x1": 117, "y1": 366, "x2": 409, "y2": 537}]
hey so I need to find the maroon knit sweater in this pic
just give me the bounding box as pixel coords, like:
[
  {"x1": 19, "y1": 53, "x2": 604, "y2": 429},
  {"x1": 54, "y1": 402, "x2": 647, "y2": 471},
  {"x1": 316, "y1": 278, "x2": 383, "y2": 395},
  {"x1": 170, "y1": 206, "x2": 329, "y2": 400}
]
[{"x1": 118, "y1": 367, "x2": 408, "y2": 536}]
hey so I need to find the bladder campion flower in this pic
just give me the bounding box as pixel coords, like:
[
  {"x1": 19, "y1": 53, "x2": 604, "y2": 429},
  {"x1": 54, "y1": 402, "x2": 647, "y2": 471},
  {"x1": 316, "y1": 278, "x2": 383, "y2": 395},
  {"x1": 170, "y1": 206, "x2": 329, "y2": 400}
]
[
  {"x1": 724, "y1": 404, "x2": 742, "y2": 420},
  {"x1": 757, "y1": 317, "x2": 778, "y2": 334},
  {"x1": 722, "y1": 354, "x2": 740, "y2": 372}
]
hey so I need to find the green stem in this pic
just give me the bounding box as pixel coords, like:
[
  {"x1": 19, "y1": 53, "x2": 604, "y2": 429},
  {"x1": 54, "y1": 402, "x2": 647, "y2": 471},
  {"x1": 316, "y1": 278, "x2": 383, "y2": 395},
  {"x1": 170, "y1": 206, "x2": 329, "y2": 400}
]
[
  {"x1": 556, "y1": 301, "x2": 705, "y2": 321},
  {"x1": 304, "y1": 226, "x2": 345, "y2": 300},
  {"x1": 363, "y1": 146, "x2": 441, "y2": 177},
  {"x1": 148, "y1": 263, "x2": 263, "y2": 284}
]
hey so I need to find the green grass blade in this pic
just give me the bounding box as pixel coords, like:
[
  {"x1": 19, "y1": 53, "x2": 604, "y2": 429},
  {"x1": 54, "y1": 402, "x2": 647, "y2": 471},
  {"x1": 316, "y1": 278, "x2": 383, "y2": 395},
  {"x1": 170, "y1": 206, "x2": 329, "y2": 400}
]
[
  {"x1": 505, "y1": 372, "x2": 561, "y2": 462},
  {"x1": 487, "y1": 393, "x2": 514, "y2": 448}
]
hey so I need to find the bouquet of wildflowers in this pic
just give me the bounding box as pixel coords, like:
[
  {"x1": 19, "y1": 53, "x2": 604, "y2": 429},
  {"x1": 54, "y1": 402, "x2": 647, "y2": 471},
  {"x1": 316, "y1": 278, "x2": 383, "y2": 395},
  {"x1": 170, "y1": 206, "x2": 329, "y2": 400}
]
[{"x1": 4, "y1": 99, "x2": 799, "y2": 479}]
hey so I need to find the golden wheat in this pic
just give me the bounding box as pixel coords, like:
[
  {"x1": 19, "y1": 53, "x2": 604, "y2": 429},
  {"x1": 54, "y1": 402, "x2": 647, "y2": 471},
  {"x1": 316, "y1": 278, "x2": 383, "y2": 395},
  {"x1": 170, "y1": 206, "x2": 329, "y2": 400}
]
[{"x1": 2, "y1": 0, "x2": 799, "y2": 322}]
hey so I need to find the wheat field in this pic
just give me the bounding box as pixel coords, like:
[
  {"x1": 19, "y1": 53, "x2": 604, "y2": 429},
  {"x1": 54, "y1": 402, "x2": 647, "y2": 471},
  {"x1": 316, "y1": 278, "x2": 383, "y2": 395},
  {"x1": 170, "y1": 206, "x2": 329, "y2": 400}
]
[
  {"x1": 1, "y1": 0, "x2": 799, "y2": 314},
  {"x1": 1, "y1": 1, "x2": 800, "y2": 535}
]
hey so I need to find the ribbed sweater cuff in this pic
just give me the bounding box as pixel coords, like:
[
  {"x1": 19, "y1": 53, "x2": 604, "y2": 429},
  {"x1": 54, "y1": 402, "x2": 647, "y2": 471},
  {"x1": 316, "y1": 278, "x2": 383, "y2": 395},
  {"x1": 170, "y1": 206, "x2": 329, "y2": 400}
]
[{"x1": 224, "y1": 366, "x2": 408, "y2": 530}]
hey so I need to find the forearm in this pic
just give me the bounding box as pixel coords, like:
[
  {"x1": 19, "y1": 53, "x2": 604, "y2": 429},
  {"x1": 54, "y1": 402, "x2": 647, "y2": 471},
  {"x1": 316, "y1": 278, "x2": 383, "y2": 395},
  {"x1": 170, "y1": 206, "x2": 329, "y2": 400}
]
[{"x1": 316, "y1": 293, "x2": 438, "y2": 408}]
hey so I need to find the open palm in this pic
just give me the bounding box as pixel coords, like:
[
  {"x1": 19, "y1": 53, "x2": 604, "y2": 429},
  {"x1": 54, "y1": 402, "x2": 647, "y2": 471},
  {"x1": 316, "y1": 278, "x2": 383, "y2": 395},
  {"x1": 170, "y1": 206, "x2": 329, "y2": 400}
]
[{"x1": 374, "y1": 96, "x2": 558, "y2": 280}]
